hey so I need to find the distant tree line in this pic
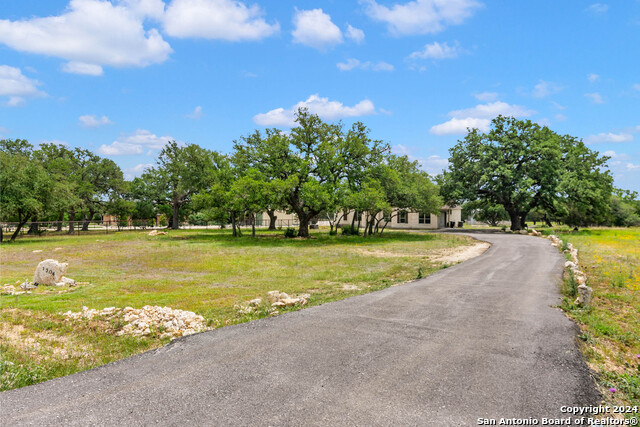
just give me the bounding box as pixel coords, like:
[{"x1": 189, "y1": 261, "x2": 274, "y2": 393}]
[
  {"x1": 0, "y1": 109, "x2": 442, "y2": 241},
  {"x1": 2, "y1": 112, "x2": 638, "y2": 242}
]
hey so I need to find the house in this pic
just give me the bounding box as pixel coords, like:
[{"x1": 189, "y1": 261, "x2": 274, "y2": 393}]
[
  {"x1": 336, "y1": 205, "x2": 462, "y2": 230},
  {"x1": 264, "y1": 205, "x2": 463, "y2": 230}
]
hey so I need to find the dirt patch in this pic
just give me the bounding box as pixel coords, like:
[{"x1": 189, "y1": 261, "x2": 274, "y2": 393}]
[
  {"x1": 427, "y1": 242, "x2": 491, "y2": 264},
  {"x1": 0, "y1": 322, "x2": 91, "y2": 361},
  {"x1": 355, "y1": 242, "x2": 491, "y2": 264}
]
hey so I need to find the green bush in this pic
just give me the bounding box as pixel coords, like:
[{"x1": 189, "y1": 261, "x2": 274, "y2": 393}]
[
  {"x1": 329, "y1": 229, "x2": 338, "y2": 236},
  {"x1": 284, "y1": 227, "x2": 298, "y2": 238},
  {"x1": 341, "y1": 225, "x2": 360, "y2": 236}
]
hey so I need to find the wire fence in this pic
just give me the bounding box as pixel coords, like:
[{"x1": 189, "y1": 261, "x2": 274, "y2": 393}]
[{"x1": 1, "y1": 218, "x2": 302, "y2": 240}]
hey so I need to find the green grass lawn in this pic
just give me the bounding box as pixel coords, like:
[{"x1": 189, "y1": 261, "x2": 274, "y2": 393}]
[
  {"x1": 540, "y1": 227, "x2": 640, "y2": 410},
  {"x1": 0, "y1": 228, "x2": 475, "y2": 390}
]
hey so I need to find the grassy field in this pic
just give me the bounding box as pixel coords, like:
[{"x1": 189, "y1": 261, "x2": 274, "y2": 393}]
[
  {"x1": 541, "y1": 227, "x2": 640, "y2": 410},
  {"x1": 0, "y1": 228, "x2": 475, "y2": 391}
]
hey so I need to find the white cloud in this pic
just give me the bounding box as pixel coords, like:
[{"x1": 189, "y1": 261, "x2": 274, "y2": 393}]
[
  {"x1": 0, "y1": 0, "x2": 172, "y2": 74},
  {"x1": 124, "y1": 162, "x2": 154, "y2": 180},
  {"x1": 587, "y1": 73, "x2": 600, "y2": 83},
  {"x1": 585, "y1": 92, "x2": 604, "y2": 104},
  {"x1": 0, "y1": 65, "x2": 46, "y2": 106},
  {"x1": 345, "y1": 24, "x2": 365, "y2": 44},
  {"x1": 362, "y1": 0, "x2": 482, "y2": 36},
  {"x1": 292, "y1": 9, "x2": 343, "y2": 50},
  {"x1": 584, "y1": 132, "x2": 633, "y2": 144},
  {"x1": 448, "y1": 101, "x2": 535, "y2": 119},
  {"x1": 586, "y1": 3, "x2": 609, "y2": 13},
  {"x1": 121, "y1": 0, "x2": 166, "y2": 20},
  {"x1": 532, "y1": 80, "x2": 562, "y2": 98},
  {"x1": 551, "y1": 101, "x2": 566, "y2": 110},
  {"x1": 62, "y1": 62, "x2": 104, "y2": 76},
  {"x1": 79, "y1": 114, "x2": 113, "y2": 128},
  {"x1": 164, "y1": 0, "x2": 279, "y2": 40},
  {"x1": 186, "y1": 105, "x2": 203, "y2": 119},
  {"x1": 430, "y1": 117, "x2": 491, "y2": 135},
  {"x1": 633, "y1": 83, "x2": 640, "y2": 91},
  {"x1": 337, "y1": 59, "x2": 394, "y2": 72},
  {"x1": 473, "y1": 91, "x2": 498, "y2": 102},
  {"x1": 253, "y1": 94, "x2": 377, "y2": 127},
  {"x1": 602, "y1": 150, "x2": 629, "y2": 160},
  {"x1": 391, "y1": 145, "x2": 449, "y2": 175},
  {"x1": 430, "y1": 101, "x2": 535, "y2": 135},
  {"x1": 408, "y1": 41, "x2": 463, "y2": 60},
  {"x1": 554, "y1": 113, "x2": 568, "y2": 122},
  {"x1": 98, "y1": 129, "x2": 174, "y2": 155}
]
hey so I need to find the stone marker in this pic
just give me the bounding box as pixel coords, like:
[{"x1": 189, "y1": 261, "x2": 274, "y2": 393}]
[{"x1": 33, "y1": 259, "x2": 75, "y2": 286}]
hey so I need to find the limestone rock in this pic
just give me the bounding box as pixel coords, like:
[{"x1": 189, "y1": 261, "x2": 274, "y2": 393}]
[
  {"x1": 55, "y1": 277, "x2": 76, "y2": 287},
  {"x1": 574, "y1": 284, "x2": 593, "y2": 307},
  {"x1": 148, "y1": 230, "x2": 168, "y2": 236},
  {"x1": 33, "y1": 259, "x2": 68, "y2": 285},
  {"x1": 63, "y1": 305, "x2": 206, "y2": 339},
  {"x1": 248, "y1": 298, "x2": 262, "y2": 307},
  {"x1": 1, "y1": 284, "x2": 16, "y2": 295}
]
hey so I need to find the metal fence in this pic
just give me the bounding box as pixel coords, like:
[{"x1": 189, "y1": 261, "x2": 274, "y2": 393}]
[{"x1": 1, "y1": 218, "x2": 302, "y2": 240}]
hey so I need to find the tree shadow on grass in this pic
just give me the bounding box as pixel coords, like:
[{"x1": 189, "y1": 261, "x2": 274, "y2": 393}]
[{"x1": 171, "y1": 229, "x2": 440, "y2": 248}]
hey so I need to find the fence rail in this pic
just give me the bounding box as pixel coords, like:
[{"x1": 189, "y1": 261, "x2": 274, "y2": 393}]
[{"x1": 1, "y1": 219, "x2": 302, "y2": 240}]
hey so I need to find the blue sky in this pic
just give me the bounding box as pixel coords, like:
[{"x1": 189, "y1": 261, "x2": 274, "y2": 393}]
[{"x1": 1, "y1": 0, "x2": 639, "y2": 191}]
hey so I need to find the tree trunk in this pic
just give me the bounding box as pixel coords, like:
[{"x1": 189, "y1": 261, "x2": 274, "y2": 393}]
[
  {"x1": 10, "y1": 214, "x2": 28, "y2": 241},
  {"x1": 27, "y1": 215, "x2": 39, "y2": 234},
  {"x1": 56, "y1": 211, "x2": 64, "y2": 232},
  {"x1": 519, "y1": 213, "x2": 528, "y2": 230},
  {"x1": 297, "y1": 214, "x2": 310, "y2": 238},
  {"x1": 0, "y1": 224, "x2": 3, "y2": 243},
  {"x1": 267, "y1": 209, "x2": 277, "y2": 230},
  {"x1": 508, "y1": 211, "x2": 522, "y2": 231},
  {"x1": 231, "y1": 213, "x2": 237, "y2": 237},
  {"x1": 68, "y1": 210, "x2": 76, "y2": 234},
  {"x1": 82, "y1": 210, "x2": 94, "y2": 231},
  {"x1": 172, "y1": 203, "x2": 179, "y2": 229},
  {"x1": 251, "y1": 213, "x2": 256, "y2": 238}
]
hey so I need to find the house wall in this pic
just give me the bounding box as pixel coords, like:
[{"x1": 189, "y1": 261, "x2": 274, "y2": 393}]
[{"x1": 269, "y1": 206, "x2": 462, "y2": 230}]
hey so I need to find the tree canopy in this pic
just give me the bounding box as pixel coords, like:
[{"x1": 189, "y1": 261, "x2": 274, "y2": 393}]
[{"x1": 440, "y1": 116, "x2": 614, "y2": 230}]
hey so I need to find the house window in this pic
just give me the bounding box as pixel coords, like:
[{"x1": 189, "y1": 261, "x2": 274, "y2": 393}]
[
  {"x1": 355, "y1": 211, "x2": 362, "y2": 222},
  {"x1": 419, "y1": 213, "x2": 431, "y2": 224},
  {"x1": 397, "y1": 211, "x2": 408, "y2": 224}
]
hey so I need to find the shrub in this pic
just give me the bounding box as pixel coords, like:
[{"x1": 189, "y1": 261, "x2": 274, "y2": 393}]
[
  {"x1": 341, "y1": 225, "x2": 360, "y2": 236},
  {"x1": 284, "y1": 227, "x2": 298, "y2": 238},
  {"x1": 329, "y1": 229, "x2": 338, "y2": 236}
]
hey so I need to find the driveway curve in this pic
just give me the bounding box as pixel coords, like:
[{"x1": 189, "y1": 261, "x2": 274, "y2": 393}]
[{"x1": 0, "y1": 232, "x2": 599, "y2": 426}]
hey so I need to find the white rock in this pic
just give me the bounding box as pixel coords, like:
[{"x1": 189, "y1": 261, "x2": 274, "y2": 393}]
[
  {"x1": 248, "y1": 298, "x2": 262, "y2": 307},
  {"x1": 33, "y1": 259, "x2": 69, "y2": 286},
  {"x1": 2, "y1": 284, "x2": 16, "y2": 295},
  {"x1": 575, "y1": 284, "x2": 593, "y2": 307},
  {"x1": 32, "y1": 250, "x2": 43, "y2": 253}
]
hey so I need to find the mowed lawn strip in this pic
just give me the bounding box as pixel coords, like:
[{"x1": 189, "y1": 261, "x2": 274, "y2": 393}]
[
  {"x1": 0, "y1": 229, "x2": 475, "y2": 390},
  {"x1": 547, "y1": 227, "x2": 640, "y2": 410}
]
